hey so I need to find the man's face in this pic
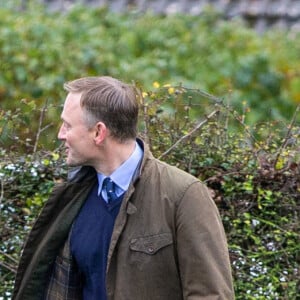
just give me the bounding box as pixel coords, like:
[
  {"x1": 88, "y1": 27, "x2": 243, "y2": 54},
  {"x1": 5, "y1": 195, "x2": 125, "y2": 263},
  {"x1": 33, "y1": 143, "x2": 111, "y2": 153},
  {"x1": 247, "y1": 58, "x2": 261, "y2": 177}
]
[{"x1": 58, "y1": 92, "x2": 96, "y2": 167}]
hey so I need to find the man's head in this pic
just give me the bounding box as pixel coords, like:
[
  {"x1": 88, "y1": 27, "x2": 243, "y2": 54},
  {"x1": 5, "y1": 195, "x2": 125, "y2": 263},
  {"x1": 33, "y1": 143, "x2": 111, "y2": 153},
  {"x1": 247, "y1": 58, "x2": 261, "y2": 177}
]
[
  {"x1": 64, "y1": 76, "x2": 139, "y2": 141},
  {"x1": 58, "y1": 76, "x2": 140, "y2": 168}
]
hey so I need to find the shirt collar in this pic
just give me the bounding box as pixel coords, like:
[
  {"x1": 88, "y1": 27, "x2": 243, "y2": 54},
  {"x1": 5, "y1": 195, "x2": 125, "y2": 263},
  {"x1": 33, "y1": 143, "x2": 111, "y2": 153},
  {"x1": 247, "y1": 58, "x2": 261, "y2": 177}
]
[{"x1": 97, "y1": 141, "x2": 143, "y2": 195}]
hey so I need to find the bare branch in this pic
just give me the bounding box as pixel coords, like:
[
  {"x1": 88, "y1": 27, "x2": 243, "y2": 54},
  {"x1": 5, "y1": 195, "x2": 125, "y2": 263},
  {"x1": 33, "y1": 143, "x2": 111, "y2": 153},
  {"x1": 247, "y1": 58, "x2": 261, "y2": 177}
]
[
  {"x1": 158, "y1": 109, "x2": 220, "y2": 160},
  {"x1": 139, "y1": 92, "x2": 150, "y2": 146},
  {"x1": 273, "y1": 104, "x2": 300, "y2": 169},
  {"x1": 0, "y1": 177, "x2": 4, "y2": 225},
  {"x1": 0, "y1": 260, "x2": 17, "y2": 274},
  {"x1": 33, "y1": 100, "x2": 51, "y2": 155},
  {"x1": 0, "y1": 250, "x2": 18, "y2": 264}
]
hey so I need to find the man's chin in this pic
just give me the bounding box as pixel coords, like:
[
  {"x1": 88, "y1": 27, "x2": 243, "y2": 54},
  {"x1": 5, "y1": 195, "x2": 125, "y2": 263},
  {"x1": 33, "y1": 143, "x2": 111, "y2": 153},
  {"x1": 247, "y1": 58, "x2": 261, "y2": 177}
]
[{"x1": 66, "y1": 157, "x2": 80, "y2": 167}]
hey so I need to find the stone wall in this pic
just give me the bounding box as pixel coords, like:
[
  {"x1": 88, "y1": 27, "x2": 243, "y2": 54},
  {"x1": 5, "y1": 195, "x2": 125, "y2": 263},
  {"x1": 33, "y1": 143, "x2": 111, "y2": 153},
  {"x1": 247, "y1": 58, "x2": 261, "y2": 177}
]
[{"x1": 32, "y1": 0, "x2": 300, "y2": 32}]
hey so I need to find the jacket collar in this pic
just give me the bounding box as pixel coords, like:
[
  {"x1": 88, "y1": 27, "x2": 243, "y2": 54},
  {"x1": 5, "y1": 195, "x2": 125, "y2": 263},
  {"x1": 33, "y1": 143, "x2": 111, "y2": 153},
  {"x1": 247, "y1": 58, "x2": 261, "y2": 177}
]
[{"x1": 67, "y1": 138, "x2": 153, "y2": 185}]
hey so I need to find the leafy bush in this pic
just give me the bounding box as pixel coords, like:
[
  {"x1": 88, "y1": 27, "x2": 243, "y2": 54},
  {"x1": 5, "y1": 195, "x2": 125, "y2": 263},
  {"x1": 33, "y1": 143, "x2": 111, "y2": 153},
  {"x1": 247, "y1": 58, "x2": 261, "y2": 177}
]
[
  {"x1": 0, "y1": 2, "x2": 300, "y2": 150},
  {"x1": 0, "y1": 149, "x2": 67, "y2": 299},
  {"x1": 1, "y1": 85, "x2": 299, "y2": 299}
]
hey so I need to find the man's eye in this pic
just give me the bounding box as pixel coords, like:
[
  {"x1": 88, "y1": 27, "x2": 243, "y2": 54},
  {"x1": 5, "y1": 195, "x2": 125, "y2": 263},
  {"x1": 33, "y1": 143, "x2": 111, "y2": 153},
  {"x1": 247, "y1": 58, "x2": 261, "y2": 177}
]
[{"x1": 64, "y1": 122, "x2": 71, "y2": 129}]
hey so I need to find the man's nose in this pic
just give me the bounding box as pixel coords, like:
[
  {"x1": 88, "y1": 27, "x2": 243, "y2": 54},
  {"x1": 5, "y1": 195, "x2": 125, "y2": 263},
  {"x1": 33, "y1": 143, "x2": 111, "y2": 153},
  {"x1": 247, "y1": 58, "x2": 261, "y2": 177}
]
[{"x1": 57, "y1": 124, "x2": 66, "y2": 140}]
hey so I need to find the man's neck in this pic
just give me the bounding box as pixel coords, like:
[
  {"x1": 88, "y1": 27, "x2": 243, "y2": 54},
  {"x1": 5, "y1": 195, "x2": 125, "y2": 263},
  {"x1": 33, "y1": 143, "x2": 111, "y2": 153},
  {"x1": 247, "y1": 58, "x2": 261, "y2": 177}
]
[{"x1": 95, "y1": 139, "x2": 136, "y2": 175}]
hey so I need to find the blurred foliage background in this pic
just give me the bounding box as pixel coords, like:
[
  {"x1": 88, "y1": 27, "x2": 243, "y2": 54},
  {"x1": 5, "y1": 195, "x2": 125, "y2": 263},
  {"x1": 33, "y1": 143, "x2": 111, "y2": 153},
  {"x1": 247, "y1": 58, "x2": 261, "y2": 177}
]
[
  {"x1": 1, "y1": 1, "x2": 300, "y2": 151},
  {"x1": 0, "y1": 1, "x2": 300, "y2": 299}
]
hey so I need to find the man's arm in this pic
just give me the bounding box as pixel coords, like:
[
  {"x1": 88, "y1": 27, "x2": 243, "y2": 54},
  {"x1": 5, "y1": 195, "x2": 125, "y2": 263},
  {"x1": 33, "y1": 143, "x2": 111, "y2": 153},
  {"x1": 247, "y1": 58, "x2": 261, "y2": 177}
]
[{"x1": 176, "y1": 181, "x2": 235, "y2": 299}]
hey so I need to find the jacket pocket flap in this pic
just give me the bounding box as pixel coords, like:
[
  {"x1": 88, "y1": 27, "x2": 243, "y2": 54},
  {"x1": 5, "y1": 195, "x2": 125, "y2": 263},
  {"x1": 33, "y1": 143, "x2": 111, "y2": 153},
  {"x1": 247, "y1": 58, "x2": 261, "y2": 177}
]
[{"x1": 130, "y1": 233, "x2": 173, "y2": 255}]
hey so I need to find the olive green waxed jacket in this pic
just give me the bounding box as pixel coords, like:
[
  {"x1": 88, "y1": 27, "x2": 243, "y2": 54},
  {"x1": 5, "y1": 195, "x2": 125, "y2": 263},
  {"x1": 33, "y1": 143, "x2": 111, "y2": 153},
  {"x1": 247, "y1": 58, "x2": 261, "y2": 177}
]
[{"x1": 13, "y1": 140, "x2": 234, "y2": 300}]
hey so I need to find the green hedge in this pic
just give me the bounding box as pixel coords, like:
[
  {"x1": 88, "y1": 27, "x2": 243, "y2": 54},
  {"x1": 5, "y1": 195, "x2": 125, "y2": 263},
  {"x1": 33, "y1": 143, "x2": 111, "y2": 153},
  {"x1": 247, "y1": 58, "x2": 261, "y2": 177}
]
[{"x1": 1, "y1": 86, "x2": 300, "y2": 299}]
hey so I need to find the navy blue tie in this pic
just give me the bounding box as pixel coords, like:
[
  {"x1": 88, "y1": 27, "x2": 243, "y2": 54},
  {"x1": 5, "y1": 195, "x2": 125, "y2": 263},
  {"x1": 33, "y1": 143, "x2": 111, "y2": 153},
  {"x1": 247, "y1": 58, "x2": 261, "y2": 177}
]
[{"x1": 102, "y1": 177, "x2": 118, "y2": 202}]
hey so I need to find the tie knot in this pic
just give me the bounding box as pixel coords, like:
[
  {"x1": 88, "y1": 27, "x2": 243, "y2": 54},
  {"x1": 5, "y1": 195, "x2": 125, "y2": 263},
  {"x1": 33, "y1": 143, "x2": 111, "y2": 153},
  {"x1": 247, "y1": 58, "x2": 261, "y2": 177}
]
[{"x1": 102, "y1": 177, "x2": 118, "y2": 202}]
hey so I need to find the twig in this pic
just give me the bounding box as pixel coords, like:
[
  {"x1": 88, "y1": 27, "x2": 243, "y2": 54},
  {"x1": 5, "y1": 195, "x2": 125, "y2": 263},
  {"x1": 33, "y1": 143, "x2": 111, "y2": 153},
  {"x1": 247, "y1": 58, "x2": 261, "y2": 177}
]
[
  {"x1": 33, "y1": 99, "x2": 50, "y2": 155},
  {"x1": 158, "y1": 109, "x2": 220, "y2": 159},
  {"x1": 0, "y1": 250, "x2": 18, "y2": 264},
  {"x1": 273, "y1": 104, "x2": 300, "y2": 169},
  {"x1": 0, "y1": 177, "x2": 3, "y2": 224},
  {"x1": 175, "y1": 86, "x2": 224, "y2": 104},
  {"x1": 139, "y1": 91, "x2": 150, "y2": 146},
  {"x1": 175, "y1": 86, "x2": 258, "y2": 145},
  {"x1": 0, "y1": 261, "x2": 17, "y2": 274},
  {"x1": 0, "y1": 251, "x2": 18, "y2": 274}
]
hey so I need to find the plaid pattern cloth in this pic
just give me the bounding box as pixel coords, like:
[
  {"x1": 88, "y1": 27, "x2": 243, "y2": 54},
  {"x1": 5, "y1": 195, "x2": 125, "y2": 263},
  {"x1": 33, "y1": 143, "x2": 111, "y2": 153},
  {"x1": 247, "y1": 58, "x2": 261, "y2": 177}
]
[{"x1": 44, "y1": 232, "x2": 83, "y2": 300}]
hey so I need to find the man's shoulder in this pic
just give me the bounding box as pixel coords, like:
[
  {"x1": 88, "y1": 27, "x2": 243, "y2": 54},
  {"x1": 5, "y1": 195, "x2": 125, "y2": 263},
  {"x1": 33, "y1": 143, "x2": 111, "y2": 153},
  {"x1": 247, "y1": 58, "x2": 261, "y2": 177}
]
[{"x1": 147, "y1": 157, "x2": 199, "y2": 186}]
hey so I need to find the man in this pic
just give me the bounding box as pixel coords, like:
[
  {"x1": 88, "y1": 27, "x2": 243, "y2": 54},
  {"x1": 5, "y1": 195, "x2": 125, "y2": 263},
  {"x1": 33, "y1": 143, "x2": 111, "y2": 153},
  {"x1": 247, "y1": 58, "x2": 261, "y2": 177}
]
[{"x1": 13, "y1": 76, "x2": 234, "y2": 299}]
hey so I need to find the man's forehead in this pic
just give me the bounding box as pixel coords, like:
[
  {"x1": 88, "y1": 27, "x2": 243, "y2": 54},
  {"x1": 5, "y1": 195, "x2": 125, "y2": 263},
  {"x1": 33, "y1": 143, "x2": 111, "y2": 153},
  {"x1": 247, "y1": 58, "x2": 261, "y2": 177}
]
[
  {"x1": 65, "y1": 92, "x2": 82, "y2": 103},
  {"x1": 63, "y1": 93, "x2": 82, "y2": 109},
  {"x1": 61, "y1": 93, "x2": 82, "y2": 118}
]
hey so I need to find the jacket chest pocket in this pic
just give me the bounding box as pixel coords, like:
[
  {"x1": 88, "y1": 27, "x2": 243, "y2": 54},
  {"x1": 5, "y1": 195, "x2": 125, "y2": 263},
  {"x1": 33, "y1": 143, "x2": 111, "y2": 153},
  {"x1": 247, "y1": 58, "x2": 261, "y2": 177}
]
[
  {"x1": 130, "y1": 233, "x2": 173, "y2": 254},
  {"x1": 128, "y1": 233, "x2": 174, "y2": 270}
]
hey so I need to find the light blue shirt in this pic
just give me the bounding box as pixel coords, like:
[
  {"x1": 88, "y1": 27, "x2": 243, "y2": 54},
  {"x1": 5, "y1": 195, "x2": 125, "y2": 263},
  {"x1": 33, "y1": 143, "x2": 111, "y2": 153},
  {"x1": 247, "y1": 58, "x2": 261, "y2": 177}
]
[{"x1": 97, "y1": 141, "x2": 143, "y2": 202}]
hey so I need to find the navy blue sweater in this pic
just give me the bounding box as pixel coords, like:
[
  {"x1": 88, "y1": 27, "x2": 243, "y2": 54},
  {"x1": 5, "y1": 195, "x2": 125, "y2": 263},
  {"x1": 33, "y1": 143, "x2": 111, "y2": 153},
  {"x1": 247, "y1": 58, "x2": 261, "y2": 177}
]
[{"x1": 70, "y1": 183, "x2": 123, "y2": 300}]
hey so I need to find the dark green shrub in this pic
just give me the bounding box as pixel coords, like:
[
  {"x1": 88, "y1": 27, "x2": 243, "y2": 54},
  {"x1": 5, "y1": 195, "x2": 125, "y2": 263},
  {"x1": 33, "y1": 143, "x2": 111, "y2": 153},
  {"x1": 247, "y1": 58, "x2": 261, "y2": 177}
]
[{"x1": 1, "y1": 85, "x2": 299, "y2": 299}]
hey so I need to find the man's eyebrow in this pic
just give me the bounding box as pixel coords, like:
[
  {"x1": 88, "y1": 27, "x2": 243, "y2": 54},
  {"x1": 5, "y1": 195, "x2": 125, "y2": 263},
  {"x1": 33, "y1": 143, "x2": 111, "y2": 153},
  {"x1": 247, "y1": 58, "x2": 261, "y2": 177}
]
[{"x1": 60, "y1": 116, "x2": 70, "y2": 125}]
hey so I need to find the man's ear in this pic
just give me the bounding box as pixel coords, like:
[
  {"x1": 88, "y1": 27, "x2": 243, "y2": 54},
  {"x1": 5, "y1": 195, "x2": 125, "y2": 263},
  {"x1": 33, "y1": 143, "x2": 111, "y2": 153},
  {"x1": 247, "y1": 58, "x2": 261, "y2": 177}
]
[{"x1": 94, "y1": 122, "x2": 107, "y2": 145}]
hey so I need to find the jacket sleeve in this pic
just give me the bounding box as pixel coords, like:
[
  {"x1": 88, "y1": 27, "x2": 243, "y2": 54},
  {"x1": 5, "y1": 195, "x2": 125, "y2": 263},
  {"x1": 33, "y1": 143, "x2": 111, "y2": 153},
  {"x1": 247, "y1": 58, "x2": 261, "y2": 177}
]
[{"x1": 175, "y1": 181, "x2": 235, "y2": 299}]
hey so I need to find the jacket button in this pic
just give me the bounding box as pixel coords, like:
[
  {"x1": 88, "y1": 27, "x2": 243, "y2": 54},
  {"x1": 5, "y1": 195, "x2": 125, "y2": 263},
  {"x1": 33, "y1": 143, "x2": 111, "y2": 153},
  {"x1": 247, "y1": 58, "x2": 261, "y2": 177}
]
[{"x1": 148, "y1": 246, "x2": 154, "y2": 253}]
